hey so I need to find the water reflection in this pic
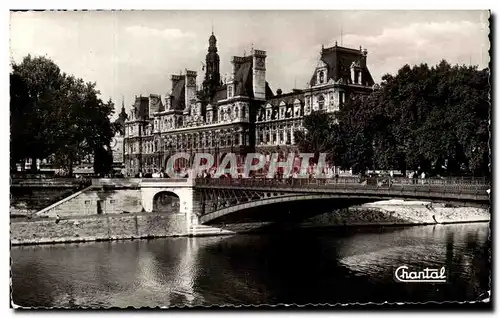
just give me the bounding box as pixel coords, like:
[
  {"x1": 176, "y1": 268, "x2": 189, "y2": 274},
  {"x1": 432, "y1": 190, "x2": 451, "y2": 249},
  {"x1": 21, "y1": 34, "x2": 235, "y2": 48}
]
[{"x1": 11, "y1": 223, "x2": 490, "y2": 307}]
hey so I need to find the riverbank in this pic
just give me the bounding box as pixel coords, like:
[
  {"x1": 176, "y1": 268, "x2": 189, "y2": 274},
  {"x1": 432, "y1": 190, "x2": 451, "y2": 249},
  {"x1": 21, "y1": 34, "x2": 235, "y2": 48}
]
[{"x1": 10, "y1": 200, "x2": 490, "y2": 246}]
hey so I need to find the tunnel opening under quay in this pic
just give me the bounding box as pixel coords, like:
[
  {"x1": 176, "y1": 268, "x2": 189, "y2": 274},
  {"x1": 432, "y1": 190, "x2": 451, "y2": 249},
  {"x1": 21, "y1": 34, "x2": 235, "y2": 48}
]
[{"x1": 152, "y1": 191, "x2": 181, "y2": 214}]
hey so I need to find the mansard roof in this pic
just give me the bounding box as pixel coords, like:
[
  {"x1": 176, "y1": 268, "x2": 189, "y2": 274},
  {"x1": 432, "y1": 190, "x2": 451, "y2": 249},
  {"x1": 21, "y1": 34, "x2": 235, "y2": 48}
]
[
  {"x1": 309, "y1": 44, "x2": 375, "y2": 87},
  {"x1": 171, "y1": 76, "x2": 186, "y2": 110},
  {"x1": 265, "y1": 82, "x2": 274, "y2": 99},
  {"x1": 233, "y1": 56, "x2": 254, "y2": 97},
  {"x1": 212, "y1": 85, "x2": 228, "y2": 103},
  {"x1": 133, "y1": 96, "x2": 149, "y2": 120},
  {"x1": 149, "y1": 94, "x2": 165, "y2": 112}
]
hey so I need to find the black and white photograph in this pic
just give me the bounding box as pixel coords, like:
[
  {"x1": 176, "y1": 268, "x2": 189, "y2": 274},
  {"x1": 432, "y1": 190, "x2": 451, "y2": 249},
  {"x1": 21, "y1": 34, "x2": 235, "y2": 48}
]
[{"x1": 8, "y1": 8, "x2": 492, "y2": 309}]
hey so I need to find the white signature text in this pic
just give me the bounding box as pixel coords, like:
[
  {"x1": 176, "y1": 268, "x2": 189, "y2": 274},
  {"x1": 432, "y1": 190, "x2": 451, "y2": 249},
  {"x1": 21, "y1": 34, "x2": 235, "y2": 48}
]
[{"x1": 394, "y1": 266, "x2": 447, "y2": 283}]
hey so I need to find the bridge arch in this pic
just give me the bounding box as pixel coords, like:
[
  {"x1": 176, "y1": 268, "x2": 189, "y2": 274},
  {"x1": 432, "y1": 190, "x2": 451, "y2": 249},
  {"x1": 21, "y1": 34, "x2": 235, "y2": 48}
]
[
  {"x1": 198, "y1": 190, "x2": 490, "y2": 224},
  {"x1": 152, "y1": 191, "x2": 181, "y2": 213},
  {"x1": 200, "y1": 193, "x2": 372, "y2": 224}
]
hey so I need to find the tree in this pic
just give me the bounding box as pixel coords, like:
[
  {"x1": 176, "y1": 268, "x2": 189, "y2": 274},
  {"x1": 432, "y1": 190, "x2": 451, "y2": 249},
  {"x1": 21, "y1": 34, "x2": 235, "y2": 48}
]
[
  {"x1": 10, "y1": 55, "x2": 65, "y2": 171},
  {"x1": 51, "y1": 77, "x2": 115, "y2": 176},
  {"x1": 10, "y1": 72, "x2": 30, "y2": 171},
  {"x1": 332, "y1": 94, "x2": 377, "y2": 174},
  {"x1": 10, "y1": 55, "x2": 115, "y2": 176},
  {"x1": 294, "y1": 110, "x2": 336, "y2": 163},
  {"x1": 332, "y1": 60, "x2": 490, "y2": 177}
]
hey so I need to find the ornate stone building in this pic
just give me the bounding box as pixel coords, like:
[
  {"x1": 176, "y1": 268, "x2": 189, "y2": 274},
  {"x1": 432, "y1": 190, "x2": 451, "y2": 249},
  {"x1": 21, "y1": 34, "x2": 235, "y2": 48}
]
[{"x1": 123, "y1": 34, "x2": 375, "y2": 176}]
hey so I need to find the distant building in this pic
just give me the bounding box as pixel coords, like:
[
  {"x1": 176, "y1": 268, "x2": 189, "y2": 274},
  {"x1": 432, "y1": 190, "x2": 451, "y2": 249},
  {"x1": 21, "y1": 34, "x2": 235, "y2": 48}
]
[{"x1": 123, "y1": 34, "x2": 375, "y2": 176}]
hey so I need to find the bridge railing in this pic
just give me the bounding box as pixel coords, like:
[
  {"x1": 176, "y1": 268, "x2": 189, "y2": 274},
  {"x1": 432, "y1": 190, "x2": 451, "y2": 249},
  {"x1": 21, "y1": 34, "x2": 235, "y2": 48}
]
[
  {"x1": 193, "y1": 177, "x2": 490, "y2": 194},
  {"x1": 389, "y1": 176, "x2": 489, "y2": 186},
  {"x1": 11, "y1": 178, "x2": 92, "y2": 187},
  {"x1": 140, "y1": 178, "x2": 188, "y2": 183}
]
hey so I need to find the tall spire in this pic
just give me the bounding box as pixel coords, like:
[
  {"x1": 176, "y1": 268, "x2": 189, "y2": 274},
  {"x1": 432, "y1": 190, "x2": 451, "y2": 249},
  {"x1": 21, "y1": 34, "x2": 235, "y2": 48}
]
[
  {"x1": 208, "y1": 29, "x2": 217, "y2": 52},
  {"x1": 203, "y1": 31, "x2": 221, "y2": 98}
]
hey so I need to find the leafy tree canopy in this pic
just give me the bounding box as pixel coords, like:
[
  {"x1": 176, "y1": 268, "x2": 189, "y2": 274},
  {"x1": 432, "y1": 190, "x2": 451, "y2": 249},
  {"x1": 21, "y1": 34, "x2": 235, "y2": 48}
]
[
  {"x1": 298, "y1": 60, "x2": 490, "y2": 177},
  {"x1": 10, "y1": 55, "x2": 115, "y2": 176}
]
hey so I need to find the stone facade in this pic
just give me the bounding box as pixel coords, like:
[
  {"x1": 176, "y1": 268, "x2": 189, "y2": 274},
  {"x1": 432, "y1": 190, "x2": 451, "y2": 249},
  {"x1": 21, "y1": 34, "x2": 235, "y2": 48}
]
[{"x1": 123, "y1": 34, "x2": 375, "y2": 176}]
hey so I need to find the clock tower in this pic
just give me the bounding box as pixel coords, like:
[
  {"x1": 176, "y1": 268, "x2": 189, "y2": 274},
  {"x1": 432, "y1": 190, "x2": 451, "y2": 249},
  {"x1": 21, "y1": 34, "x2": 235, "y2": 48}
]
[{"x1": 202, "y1": 32, "x2": 221, "y2": 99}]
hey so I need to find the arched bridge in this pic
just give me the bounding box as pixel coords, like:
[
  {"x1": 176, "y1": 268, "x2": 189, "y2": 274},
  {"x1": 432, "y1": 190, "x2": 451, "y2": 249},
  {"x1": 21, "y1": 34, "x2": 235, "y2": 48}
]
[{"x1": 193, "y1": 177, "x2": 490, "y2": 224}]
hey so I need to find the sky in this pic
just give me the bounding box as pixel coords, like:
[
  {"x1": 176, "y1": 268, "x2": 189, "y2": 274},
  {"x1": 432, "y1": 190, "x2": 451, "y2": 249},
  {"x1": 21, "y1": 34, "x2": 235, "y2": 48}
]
[{"x1": 9, "y1": 10, "x2": 490, "y2": 119}]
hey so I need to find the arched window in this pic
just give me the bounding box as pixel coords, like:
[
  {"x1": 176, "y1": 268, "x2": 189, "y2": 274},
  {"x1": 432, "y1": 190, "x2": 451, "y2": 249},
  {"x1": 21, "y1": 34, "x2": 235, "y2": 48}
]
[
  {"x1": 242, "y1": 105, "x2": 247, "y2": 118},
  {"x1": 318, "y1": 95, "x2": 325, "y2": 110},
  {"x1": 319, "y1": 71, "x2": 325, "y2": 84}
]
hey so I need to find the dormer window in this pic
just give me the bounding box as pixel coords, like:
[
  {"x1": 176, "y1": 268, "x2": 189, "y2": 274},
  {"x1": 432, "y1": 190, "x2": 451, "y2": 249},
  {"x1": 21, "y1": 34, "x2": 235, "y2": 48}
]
[
  {"x1": 279, "y1": 101, "x2": 286, "y2": 119},
  {"x1": 319, "y1": 71, "x2": 325, "y2": 84},
  {"x1": 228, "y1": 85, "x2": 233, "y2": 98}
]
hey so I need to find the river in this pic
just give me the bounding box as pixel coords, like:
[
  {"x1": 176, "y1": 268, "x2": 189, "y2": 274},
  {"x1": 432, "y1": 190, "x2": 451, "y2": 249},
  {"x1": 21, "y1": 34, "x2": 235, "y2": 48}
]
[{"x1": 11, "y1": 222, "x2": 490, "y2": 308}]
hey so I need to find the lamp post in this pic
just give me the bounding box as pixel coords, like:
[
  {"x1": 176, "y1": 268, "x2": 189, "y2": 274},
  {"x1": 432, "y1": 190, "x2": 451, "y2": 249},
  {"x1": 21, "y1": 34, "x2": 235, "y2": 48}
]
[
  {"x1": 157, "y1": 139, "x2": 161, "y2": 171},
  {"x1": 215, "y1": 139, "x2": 220, "y2": 169},
  {"x1": 231, "y1": 133, "x2": 234, "y2": 154}
]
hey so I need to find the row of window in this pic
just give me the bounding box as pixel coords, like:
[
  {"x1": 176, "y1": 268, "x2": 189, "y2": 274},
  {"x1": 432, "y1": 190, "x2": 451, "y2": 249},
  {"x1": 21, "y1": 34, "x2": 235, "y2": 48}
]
[
  {"x1": 257, "y1": 130, "x2": 293, "y2": 145},
  {"x1": 126, "y1": 105, "x2": 249, "y2": 137},
  {"x1": 124, "y1": 133, "x2": 249, "y2": 155}
]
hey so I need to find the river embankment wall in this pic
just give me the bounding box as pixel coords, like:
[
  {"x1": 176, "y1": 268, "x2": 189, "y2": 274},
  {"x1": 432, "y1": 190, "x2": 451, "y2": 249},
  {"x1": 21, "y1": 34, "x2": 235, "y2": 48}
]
[
  {"x1": 11, "y1": 213, "x2": 187, "y2": 245},
  {"x1": 11, "y1": 199, "x2": 489, "y2": 245}
]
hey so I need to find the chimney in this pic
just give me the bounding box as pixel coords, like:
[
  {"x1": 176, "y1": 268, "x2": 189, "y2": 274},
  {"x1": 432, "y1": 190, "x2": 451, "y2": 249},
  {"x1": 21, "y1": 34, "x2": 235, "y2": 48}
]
[
  {"x1": 252, "y1": 49, "x2": 267, "y2": 100},
  {"x1": 171, "y1": 74, "x2": 182, "y2": 93},
  {"x1": 361, "y1": 48, "x2": 368, "y2": 68},
  {"x1": 148, "y1": 94, "x2": 162, "y2": 116},
  {"x1": 231, "y1": 56, "x2": 246, "y2": 77},
  {"x1": 229, "y1": 56, "x2": 245, "y2": 98},
  {"x1": 185, "y1": 70, "x2": 197, "y2": 111}
]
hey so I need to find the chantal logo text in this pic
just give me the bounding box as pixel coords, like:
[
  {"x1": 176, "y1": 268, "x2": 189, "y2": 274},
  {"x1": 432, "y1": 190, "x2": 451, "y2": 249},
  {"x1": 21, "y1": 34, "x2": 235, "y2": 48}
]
[{"x1": 394, "y1": 266, "x2": 447, "y2": 283}]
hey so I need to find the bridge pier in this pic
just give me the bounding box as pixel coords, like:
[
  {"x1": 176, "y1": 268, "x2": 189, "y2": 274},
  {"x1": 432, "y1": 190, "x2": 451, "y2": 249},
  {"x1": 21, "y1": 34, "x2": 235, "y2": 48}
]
[{"x1": 140, "y1": 178, "x2": 201, "y2": 233}]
